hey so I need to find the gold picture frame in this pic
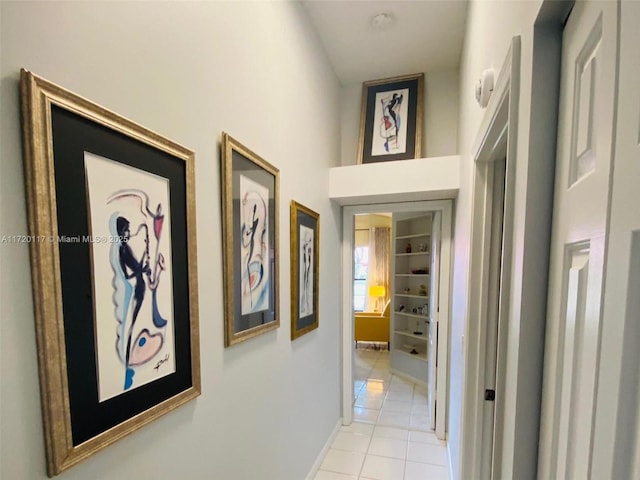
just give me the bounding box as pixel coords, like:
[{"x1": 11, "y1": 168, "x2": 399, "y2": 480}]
[
  {"x1": 221, "y1": 132, "x2": 280, "y2": 346},
  {"x1": 357, "y1": 73, "x2": 424, "y2": 164},
  {"x1": 20, "y1": 69, "x2": 201, "y2": 476},
  {"x1": 290, "y1": 201, "x2": 320, "y2": 340}
]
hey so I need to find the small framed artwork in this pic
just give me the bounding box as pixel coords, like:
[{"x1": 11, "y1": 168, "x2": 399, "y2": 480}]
[
  {"x1": 290, "y1": 201, "x2": 319, "y2": 340},
  {"x1": 357, "y1": 73, "x2": 424, "y2": 164},
  {"x1": 19, "y1": 70, "x2": 201, "y2": 476},
  {"x1": 221, "y1": 132, "x2": 280, "y2": 347}
]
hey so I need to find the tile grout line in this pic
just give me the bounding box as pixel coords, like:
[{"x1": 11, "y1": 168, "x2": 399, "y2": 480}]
[{"x1": 357, "y1": 424, "x2": 375, "y2": 480}]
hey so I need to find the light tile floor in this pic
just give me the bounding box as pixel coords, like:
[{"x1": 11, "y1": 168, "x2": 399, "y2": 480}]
[{"x1": 315, "y1": 344, "x2": 450, "y2": 480}]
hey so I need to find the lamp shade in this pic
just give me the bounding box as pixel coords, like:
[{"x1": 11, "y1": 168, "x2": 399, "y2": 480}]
[{"x1": 368, "y1": 285, "x2": 386, "y2": 297}]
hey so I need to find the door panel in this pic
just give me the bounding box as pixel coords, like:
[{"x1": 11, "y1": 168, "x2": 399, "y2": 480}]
[
  {"x1": 538, "y1": 1, "x2": 617, "y2": 478},
  {"x1": 553, "y1": 240, "x2": 606, "y2": 479},
  {"x1": 569, "y1": 18, "x2": 601, "y2": 185}
]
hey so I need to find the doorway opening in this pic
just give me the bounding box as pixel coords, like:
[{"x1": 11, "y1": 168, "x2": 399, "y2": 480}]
[{"x1": 341, "y1": 200, "x2": 452, "y2": 439}]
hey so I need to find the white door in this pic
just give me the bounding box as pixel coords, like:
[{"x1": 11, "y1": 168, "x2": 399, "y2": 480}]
[
  {"x1": 538, "y1": 1, "x2": 618, "y2": 478},
  {"x1": 427, "y1": 211, "x2": 441, "y2": 429},
  {"x1": 591, "y1": 1, "x2": 640, "y2": 477}
]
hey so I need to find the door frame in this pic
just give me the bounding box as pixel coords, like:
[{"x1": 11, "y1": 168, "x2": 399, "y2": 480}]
[
  {"x1": 462, "y1": 4, "x2": 573, "y2": 475},
  {"x1": 341, "y1": 200, "x2": 452, "y2": 439},
  {"x1": 462, "y1": 37, "x2": 520, "y2": 479}
]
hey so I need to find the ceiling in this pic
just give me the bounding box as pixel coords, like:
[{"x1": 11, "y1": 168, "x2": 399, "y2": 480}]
[{"x1": 301, "y1": 0, "x2": 469, "y2": 86}]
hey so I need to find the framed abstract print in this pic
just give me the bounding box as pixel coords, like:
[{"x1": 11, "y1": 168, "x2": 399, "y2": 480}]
[
  {"x1": 221, "y1": 132, "x2": 279, "y2": 347},
  {"x1": 357, "y1": 73, "x2": 424, "y2": 164},
  {"x1": 19, "y1": 70, "x2": 201, "y2": 476},
  {"x1": 290, "y1": 201, "x2": 319, "y2": 340}
]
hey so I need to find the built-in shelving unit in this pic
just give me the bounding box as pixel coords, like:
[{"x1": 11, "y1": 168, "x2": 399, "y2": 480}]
[{"x1": 390, "y1": 213, "x2": 432, "y2": 384}]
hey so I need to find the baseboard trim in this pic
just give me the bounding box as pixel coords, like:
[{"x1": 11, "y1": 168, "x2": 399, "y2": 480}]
[{"x1": 305, "y1": 417, "x2": 343, "y2": 480}]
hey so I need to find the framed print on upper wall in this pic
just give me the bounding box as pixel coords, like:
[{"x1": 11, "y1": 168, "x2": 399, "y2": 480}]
[
  {"x1": 221, "y1": 132, "x2": 280, "y2": 347},
  {"x1": 19, "y1": 69, "x2": 200, "y2": 476},
  {"x1": 357, "y1": 73, "x2": 424, "y2": 164},
  {"x1": 290, "y1": 201, "x2": 319, "y2": 340}
]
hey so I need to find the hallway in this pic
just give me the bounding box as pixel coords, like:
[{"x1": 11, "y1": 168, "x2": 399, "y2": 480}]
[{"x1": 314, "y1": 345, "x2": 450, "y2": 480}]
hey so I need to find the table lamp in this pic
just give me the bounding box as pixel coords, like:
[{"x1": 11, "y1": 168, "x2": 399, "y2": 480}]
[{"x1": 368, "y1": 285, "x2": 386, "y2": 312}]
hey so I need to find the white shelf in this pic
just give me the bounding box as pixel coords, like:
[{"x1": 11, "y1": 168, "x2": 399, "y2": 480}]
[
  {"x1": 394, "y1": 348, "x2": 428, "y2": 362},
  {"x1": 396, "y1": 233, "x2": 430, "y2": 240},
  {"x1": 395, "y1": 312, "x2": 429, "y2": 320},
  {"x1": 328, "y1": 156, "x2": 461, "y2": 206},
  {"x1": 394, "y1": 329, "x2": 428, "y2": 341},
  {"x1": 391, "y1": 212, "x2": 432, "y2": 378}
]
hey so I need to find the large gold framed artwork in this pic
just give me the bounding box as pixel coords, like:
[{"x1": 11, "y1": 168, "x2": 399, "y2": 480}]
[
  {"x1": 20, "y1": 70, "x2": 201, "y2": 476},
  {"x1": 220, "y1": 132, "x2": 280, "y2": 346}
]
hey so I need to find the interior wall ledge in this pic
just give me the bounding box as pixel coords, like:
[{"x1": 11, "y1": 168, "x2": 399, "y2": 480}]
[{"x1": 329, "y1": 155, "x2": 460, "y2": 206}]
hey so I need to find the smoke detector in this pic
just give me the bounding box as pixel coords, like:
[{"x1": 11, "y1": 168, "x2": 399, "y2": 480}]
[
  {"x1": 475, "y1": 68, "x2": 495, "y2": 108},
  {"x1": 370, "y1": 12, "x2": 395, "y2": 30}
]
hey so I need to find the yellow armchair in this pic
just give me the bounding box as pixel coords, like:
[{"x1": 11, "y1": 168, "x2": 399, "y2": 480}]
[{"x1": 354, "y1": 300, "x2": 390, "y2": 348}]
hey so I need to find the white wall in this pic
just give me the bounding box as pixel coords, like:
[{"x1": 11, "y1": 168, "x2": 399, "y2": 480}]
[
  {"x1": 0, "y1": 2, "x2": 342, "y2": 479},
  {"x1": 340, "y1": 70, "x2": 459, "y2": 166},
  {"x1": 424, "y1": 70, "x2": 460, "y2": 159},
  {"x1": 450, "y1": 1, "x2": 551, "y2": 479}
]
